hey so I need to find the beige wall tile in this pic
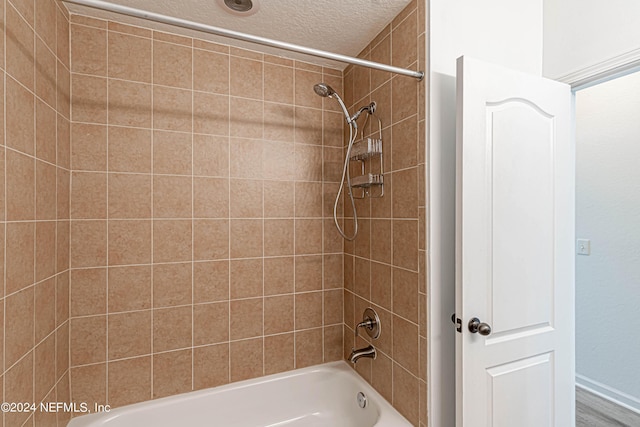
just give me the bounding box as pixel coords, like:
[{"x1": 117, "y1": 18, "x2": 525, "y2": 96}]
[
  {"x1": 36, "y1": 98, "x2": 57, "y2": 163},
  {"x1": 193, "y1": 135, "x2": 229, "y2": 176},
  {"x1": 153, "y1": 175, "x2": 192, "y2": 218},
  {"x1": 70, "y1": 315, "x2": 106, "y2": 365},
  {"x1": 392, "y1": 363, "x2": 420, "y2": 425},
  {"x1": 264, "y1": 333, "x2": 294, "y2": 375},
  {"x1": 264, "y1": 295, "x2": 294, "y2": 335},
  {"x1": 153, "y1": 86, "x2": 192, "y2": 132},
  {"x1": 5, "y1": 287, "x2": 34, "y2": 367},
  {"x1": 264, "y1": 103, "x2": 295, "y2": 143},
  {"x1": 391, "y1": 76, "x2": 418, "y2": 126},
  {"x1": 230, "y1": 258, "x2": 263, "y2": 299},
  {"x1": 264, "y1": 257, "x2": 294, "y2": 296},
  {"x1": 393, "y1": 315, "x2": 419, "y2": 376},
  {"x1": 194, "y1": 343, "x2": 229, "y2": 390},
  {"x1": 295, "y1": 255, "x2": 322, "y2": 292},
  {"x1": 323, "y1": 290, "x2": 343, "y2": 326},
  {"x1": 108, "y1": 356, "x2": 152, "y2": 407},
  {"x1": 35, "y1": 278, "x2": 56, "y2": 342},
  {"x1": 324, "y1": 324, "x2": 343, "y2": 362},
  {"x1": 194, "y1": 49, "x2": 229, "y2": 94},
  {"x1": 108, "y1": 173, "x2": 152, "y2": 219},
  {"x1": 5, "y1": 352, "x2": 34, "y2": 427},
  {"x1": 194, "y1": 260, "x2": 229, "y2": 303},
  {"x1": 153, "y1": 131, "x2": 192, "y2": 175},
  {"x1": 6, "y1": 149, "x2": 35, "y2": 222},
  {"x1": 70, "y1": 220, "x2": 107, "y2": 268},
  {"x1": 34, "y1": 333, "x2": 56, "y2": 403},
  {"x1": 264, "y1": 219, "x2": 294, "y2": 257},
  {"x1": 295, "y1": 292, "x2": 322, "y2": 330},
  {"x1": 108, "y1": 126, "x2": 152, "y2": 173},
  {"x1": 229, "y1": 219, "x2": 263, "y2": 258},
  {"x1": 109, "y1": 80, "x2": 152, "y2": 127},
  {"x1": 294, "y1": 144, "x2": 323, "y2": 182},
  {"x1": 193, "y1": 91, "x2": 229, "y2": 136},
  {"x1": 108, "y1": 265, "x2": 152, "y2": 312},
  {"x1": 393, "y1": 268, "x2": 419, "y2": 323},
  {"x1": 193, "y1": 302, "x2": 229, "y2": 346},
  {"x1": 391, "y1": 115, "x2": 418, "y2": 171},
  {"x1": 72, "y1": 123, "x2": 107, "y2": 171},
  {"x1": 230, "y1": 97, "x2": 263, "y2": 139},
  {"x1": 295, "y1": 328, "x2": 323, "y2": 368},
  {"x1": 153, "y1": 306, "x2": 192, "y2": 352},
  {"x1": 263, "y1": 140, "x2": 295, "y2": 181},
  {"x1": 36, "y1": 222, "x2": 56, "y2": 281},
  {"x1": 153, "y1": 349, "x2": 192, "y2": 398},
  {"x1": 193, "y1": 219, "x2": 229, "y2": 261},
  {"x1": 264, "y1": 181, "x2": 294, "y2": 218},
  {"x1": 230, "y1": 298, "x2": 263, "y2": 340},
  {"x1": 230, "y1": 179, "x2": 263, "y2": 218},
  {"x1": 108, "y1": 220, "x2": 152, "y2": 266},
  {"x1": 194, "y1": 177, "x2": 229, "y2": 218},
  {"x1": 72, "y1": 74, "x2": 107, "y2": 123},
  {"x1": 71, "y1": 268, "x2": 107, "y2": 317},
  {"x1": 153, "y1": 262, "x2": 192, "y2": 308},
  {"x1": 108, "y1": 32, "x2": 151, "y2": 83},
  {"x1": 71, "y1": 24, "x2": 107, "y2": 76},
  {"x1": 108, "y1": 311, "x2": 152, "y2": 360},
  {"x1": 391, "y1": 11, "x2": 418, "y2": 69},
  {"x1": 153, "y1": 41, "x2": 192, "y2": 89},
  {"x1": 70, "y1": 363, "x2": 107, "y2": 408},
  {"x1": 6, "y1": 222, "x2": 35, "y2": 294},
  {"x1": 264, "y1": 63, "x2": 293, "y2": 104},
  {"x1": 153, "y1": 220, "x2": 192, "y2": 263},
  {"x1": 294, "y1": 219, "x2": 322, "y2": 255},
  {"x1": 392, "y1": 220, "x2": 418, "y2": 271},
  {"x1": 230, "y1": 338, "x2": 263, "y2": 382},
  {"x1": 371, "y1": 261, "x2": 391, "y2": 310},
  {"x1": 6, "y1": 4, "x2": 34, "y2": 90},
  {"x1": 230, "y1": 57, "x2": 263, "y2": 99},
  {"x1": 324, "y1": 254, "x2": 343, "y2": 289},
  {"x1": 71, "y1": 171, "x2": 107, "y2": 219}
]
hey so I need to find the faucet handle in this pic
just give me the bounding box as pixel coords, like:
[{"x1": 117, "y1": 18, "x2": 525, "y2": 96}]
[{"x1": 355, "y1": 307, "x2": 381, "y2": 340}]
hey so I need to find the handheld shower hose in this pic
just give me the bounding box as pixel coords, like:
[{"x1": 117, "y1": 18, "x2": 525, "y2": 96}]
[{"x1": 313, "y1": 83, "x2": 359, "y2": 241}]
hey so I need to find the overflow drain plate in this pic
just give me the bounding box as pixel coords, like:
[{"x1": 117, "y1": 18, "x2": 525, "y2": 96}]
[{"x1": 357, "y1": 392, "x2": 367, "y2": 409}]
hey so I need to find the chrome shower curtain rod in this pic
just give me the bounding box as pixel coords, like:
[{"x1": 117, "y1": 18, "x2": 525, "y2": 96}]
[{"x1": 63, "y1": 0, "x2": 425, "y2": 81}]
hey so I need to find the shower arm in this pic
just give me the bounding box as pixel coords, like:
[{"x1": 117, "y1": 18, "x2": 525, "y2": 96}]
[{"x1": 63, "y1": 0, "x2": 424, "y2": 81}]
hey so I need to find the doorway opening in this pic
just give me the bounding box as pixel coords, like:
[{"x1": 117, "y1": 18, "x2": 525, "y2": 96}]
[{"x1": 574, "y1": 69, "x2": 640, "y2": 426}]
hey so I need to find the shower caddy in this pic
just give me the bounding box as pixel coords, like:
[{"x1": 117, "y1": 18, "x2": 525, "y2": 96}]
[{"x1": 349, "y1": 105, "x2": 384, "y2": 199}]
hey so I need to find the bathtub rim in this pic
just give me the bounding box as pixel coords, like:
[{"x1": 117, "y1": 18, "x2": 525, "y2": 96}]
[{"x1": 66, "y1": 360, "x2": 412, "y2": 427}]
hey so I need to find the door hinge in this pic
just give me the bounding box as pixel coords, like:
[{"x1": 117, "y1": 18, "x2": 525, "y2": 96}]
[{"x1": 451, "y1": 313, "x2": 462, "y2": 333}]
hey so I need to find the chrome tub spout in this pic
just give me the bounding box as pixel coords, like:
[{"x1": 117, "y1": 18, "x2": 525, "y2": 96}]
[{"x1": 348, "y1": 345, "x2": 376, "y2": 364}]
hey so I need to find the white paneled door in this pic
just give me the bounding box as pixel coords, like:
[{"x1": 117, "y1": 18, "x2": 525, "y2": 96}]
[{"x1": 455, "y1": 56, "x2": 574, "y2": 427}]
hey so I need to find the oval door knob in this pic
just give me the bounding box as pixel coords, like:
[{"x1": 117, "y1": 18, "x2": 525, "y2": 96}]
[{"x1": 468, "y1": 317, "x2": 492, "y2": 336}]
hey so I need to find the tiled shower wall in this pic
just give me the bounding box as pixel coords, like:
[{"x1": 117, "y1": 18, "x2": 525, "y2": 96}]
[
  {"x1": 2, "y1": 0, "x2": 72, "y2": 426},
  {"x1": 343, "y1": 0, "x2": 427, "y2": 425},
  {"x1": 67, "y1": 15, "x2": 346, "y2": 407}
]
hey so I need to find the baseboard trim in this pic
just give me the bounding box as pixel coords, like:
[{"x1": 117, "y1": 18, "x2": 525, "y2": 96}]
[{"x1": 576, "y1": 374, "x2": 640, "y2": 415}]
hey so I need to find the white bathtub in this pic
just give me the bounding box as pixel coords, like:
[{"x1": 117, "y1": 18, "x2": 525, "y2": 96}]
[{"x1": 67, "y1": 361, "x2": 412, "y2": 427}]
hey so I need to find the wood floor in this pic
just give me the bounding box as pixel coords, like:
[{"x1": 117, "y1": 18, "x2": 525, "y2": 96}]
[{"x1": 576, "y1": 387, "x2": 640, "y2": 427}]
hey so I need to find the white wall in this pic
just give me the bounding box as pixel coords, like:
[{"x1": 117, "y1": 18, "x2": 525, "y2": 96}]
[
  {"x1": 428, "y1": 1, "x2": 543, "y2": 426},
  {"x1": 575, "y1": 71, "x2": 640, "y2": 412},
  {"x1": 544, "y1": 0, "x2": 640, "y2": 82}
]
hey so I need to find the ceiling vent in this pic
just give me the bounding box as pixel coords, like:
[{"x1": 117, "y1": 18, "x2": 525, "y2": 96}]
[{"x1": 218, "y1": 0, "x2": 260, "y2": 16}]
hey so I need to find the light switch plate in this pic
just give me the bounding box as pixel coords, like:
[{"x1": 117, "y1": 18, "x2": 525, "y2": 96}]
[{"x1": 577, "y1": 239, "x2": 590, "y2": 255}]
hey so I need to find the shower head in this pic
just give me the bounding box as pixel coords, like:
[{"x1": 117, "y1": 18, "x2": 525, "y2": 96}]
[
  {"x1": 313, "y1": 82, "x2": 353, "y2": 124},
  {"x1": 313, "y1": 83, "x2": 335, "y2": 98}
]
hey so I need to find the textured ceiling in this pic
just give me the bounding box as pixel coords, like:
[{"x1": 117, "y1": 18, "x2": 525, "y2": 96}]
[{"x1": 65, "y1": 0, "x2": 412, "y2": 69}]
